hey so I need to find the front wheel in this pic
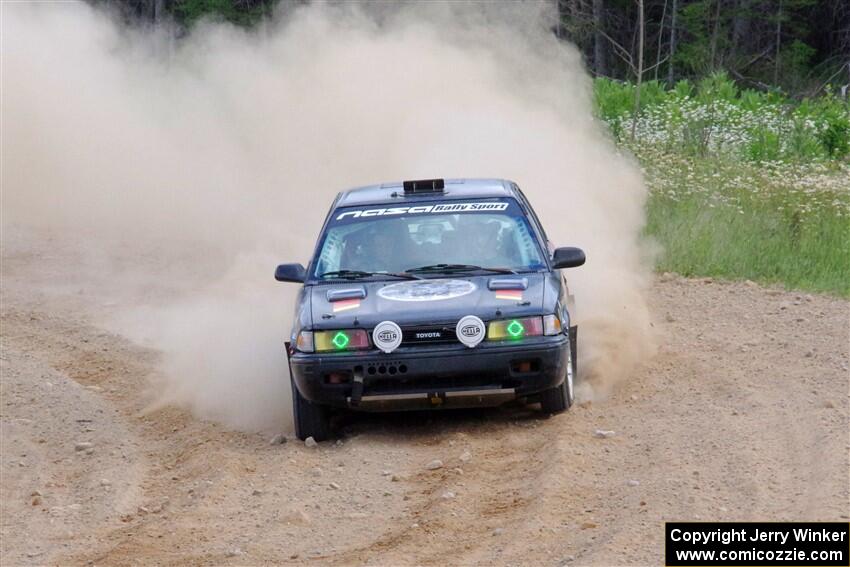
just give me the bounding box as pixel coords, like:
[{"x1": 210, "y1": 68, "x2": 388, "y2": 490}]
[
  {"x1": 291, "y1": 376, "x2": 332, "y2": 442},
  {"x1": 539, "y1": 341, "x2": 575, "y2": 414}
]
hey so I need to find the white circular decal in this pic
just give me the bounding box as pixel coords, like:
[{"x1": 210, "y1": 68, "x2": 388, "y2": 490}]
[
  {"x1": 456, "y1": 315, "x2": 485, "y2": 348},
  {"x1": 372, "y1": 320, "x2": 402, "y2": 353},
  {"x1": 377, "y1": 279, "x2": 476, "y2": 302}
]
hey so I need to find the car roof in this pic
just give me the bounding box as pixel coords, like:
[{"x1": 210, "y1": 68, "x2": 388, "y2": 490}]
[{"x1": 334, "y1": 178, "x2": 518, "y2": 207}]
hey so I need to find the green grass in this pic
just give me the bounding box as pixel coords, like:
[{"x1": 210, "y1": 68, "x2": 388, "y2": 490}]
[
  {"x1": 595, "y1": 73, "x2": 850, "y2": 163},
  {"x1": 646, "y1": 190, "x2": 850, "y2": 296},
  {"x1": 638, "y1": 152, "x2": 850, "y2": 297},
  {"x1": 172, "y1": 0, "x2": 276, "y2": 27},
  {"x1": 594, "y1": 75, "x2": 850, "y2": 297}
]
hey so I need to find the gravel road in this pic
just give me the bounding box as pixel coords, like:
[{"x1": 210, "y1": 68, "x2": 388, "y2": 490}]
[{"x1": 2, "y1": 253, "x2": 848, "y2": 566}]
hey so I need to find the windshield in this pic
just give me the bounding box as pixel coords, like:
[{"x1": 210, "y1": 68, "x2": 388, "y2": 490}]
[{"x1": 312, "y1": 198, "x2": 546, "y2": 278}]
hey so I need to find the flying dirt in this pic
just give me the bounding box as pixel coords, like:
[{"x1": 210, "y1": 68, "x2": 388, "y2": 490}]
[
  {"x1": 1, "y1": 2, "x2": 848, "y2": 566},
  {"x1": 2, "y1": 254, "x2": 848, "y2": 565},
  {"x1": 3, "y1": 1, "x2": 651, "y2": 433}
]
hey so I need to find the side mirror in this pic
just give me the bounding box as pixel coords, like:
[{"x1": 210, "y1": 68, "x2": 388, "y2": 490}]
[
  {"x1": 275, "y1": 263, "x2": 307, "y2": 283},
  {"x1": 552, "y1": 247, "x2": 586, "y2": 269}
]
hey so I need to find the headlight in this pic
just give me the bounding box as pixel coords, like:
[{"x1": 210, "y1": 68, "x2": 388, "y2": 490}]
[
  {"x1": 543, "y1": 314, "x2": 563, "y2": 336},
  {"x1": 296, "y1": 331, "x2": 314, "y2": 352},
  {"x1": 295, "y1": 329, "x2": 370, "y2": 352},
  {"x1": 314, "y1": 329, "x2": 370, "y2": 352},
  {"x1": 487, "y1": 316, "x2": 544, "y2": 340}
]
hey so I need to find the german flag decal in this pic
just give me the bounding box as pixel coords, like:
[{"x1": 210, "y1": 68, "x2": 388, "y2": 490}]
[
  {"x1": 332, "y1": 299, "x2": 360, "y2": 312},
  {"x1": 494, "y1": 289, "x2": 523, "y2": 301}
]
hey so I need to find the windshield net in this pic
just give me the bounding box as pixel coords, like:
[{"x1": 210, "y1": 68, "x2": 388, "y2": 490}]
[{"x1": 313, "y1": 199, "x2": 545, "y2": 277}]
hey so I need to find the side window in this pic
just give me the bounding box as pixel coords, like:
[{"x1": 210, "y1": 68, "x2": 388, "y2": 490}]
[
  {"x1": 308, "y1": 195, "x2": 343, "y2": 277},
  {"x1": 315, "y1": 231, "x2": 344, "y2": 275},
  {"x1": 513, "y1": 186, "x2": 551, "y2": 254}
]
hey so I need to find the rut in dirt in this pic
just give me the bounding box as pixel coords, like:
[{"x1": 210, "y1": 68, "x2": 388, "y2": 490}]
[{"x1": 2, "y1": 276, "x2": 847, "y2": 566}]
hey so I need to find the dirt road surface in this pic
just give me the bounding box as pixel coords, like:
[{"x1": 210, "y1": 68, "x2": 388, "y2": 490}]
[{"x1": 2, "y1": 243, "x2": 848, "y2": 566}]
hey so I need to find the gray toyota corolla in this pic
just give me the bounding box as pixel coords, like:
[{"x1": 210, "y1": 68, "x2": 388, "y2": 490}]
[{"x1": 275, "y1": 178, "x2": 585, "y2": 440}]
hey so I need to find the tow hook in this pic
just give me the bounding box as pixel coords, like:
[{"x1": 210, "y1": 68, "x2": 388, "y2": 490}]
[{"x1": 350, "y1": 368, "x2": 365, "y2": 406}]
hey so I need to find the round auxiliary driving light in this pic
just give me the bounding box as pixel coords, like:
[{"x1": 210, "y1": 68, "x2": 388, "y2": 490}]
[
  {"x1": 456, "y1": 315, "x2": 486, "y2": 348},
  {"x1": 372, "y1": 320, "x2": 403, "y2": 354}
]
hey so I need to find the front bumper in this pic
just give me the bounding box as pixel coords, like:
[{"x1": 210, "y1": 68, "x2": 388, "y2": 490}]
[{"x1": 288, "y1": 335, "x2": 569, "y2": 411}]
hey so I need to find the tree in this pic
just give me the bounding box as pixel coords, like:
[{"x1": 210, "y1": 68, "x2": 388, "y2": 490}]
[
  {"x1": 101, "y1": 0, "x2": 849, "y2": 95},
  {"x1": 594, "y1": 0, "x2": 609, "y2": 76},
  {"x1": 631, "y1": 0, "x2": 645, "y2": 140},
  {"x1": 668, "y1": 0, "x2": 678, "y2": 83},
  {"x1": 773, "y1": 0, "x2": 783, "y2": 84}
]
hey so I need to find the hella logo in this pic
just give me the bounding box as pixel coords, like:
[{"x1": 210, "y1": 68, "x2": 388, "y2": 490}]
[
  {"x1": 378, "y1": 330, "x2": 398, "y2": 342},
  {"x1": 416, "y1": 332, "x2": 441, "y2": 339},
  {"x1": 460, "y1": 325, "x2": 481, "y2": 337}
]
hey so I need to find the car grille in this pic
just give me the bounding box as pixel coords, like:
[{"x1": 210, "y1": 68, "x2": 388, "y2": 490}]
[{"x1": 401, "y1": 324, "x2": 459, "y2": 346}]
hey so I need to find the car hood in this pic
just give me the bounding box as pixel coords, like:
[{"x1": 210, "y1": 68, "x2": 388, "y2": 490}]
[{"x1": 309, "y1": 274, "x2": 547, "y2": 330}]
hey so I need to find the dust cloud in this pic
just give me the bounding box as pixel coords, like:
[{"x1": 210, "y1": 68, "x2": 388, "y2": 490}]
[{"x1": 2, "y1": 1, "x2": 654, "y2": 432}]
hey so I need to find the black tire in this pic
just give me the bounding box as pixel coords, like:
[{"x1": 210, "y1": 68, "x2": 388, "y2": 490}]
[
  {"x1": 540, "y1": 333, "x2": 575, "y2": 414},
  {"x1": 540, "y1": 379, "x2": 570, "y2": 413},
  {"x1": 291, "y1": 377, "x2": 332, "y2": 442},
  {"x1": 569, "y1": 325, "x2": 578, "y2": 378}
]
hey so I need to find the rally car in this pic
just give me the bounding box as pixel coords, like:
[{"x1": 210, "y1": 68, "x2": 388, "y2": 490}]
[{"x1": 275, "y1": 178, "x2": 585, "y2": 441}]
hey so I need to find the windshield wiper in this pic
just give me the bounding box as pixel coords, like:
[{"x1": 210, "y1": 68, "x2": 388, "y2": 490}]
[
  {"x1": 318, "y1": 269, "x2": 421, "y2": 280},
  {"x1": 405, "y1": 264, "x2": 517, "y2": 275}
]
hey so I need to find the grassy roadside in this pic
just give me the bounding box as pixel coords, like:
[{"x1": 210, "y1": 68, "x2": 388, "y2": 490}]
[
  {"x1": 595, "y1": 75, "x2": 850, "y2": 297},
  {"x1": 643, "y1": 157, "x2": 849, "y2": 296}
]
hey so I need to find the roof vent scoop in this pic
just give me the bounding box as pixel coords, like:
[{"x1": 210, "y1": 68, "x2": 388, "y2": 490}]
[{"x1": 403, "y1": 179, "x2": 444, "y2": 194}]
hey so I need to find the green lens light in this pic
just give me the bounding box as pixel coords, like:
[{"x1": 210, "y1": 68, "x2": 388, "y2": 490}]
[
  {"x1": 331, "y1": 331, "x2": 350, "y2": 349},
  {"x1": 506, "y1": 320, "x2": 525, "y2": 338}
]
